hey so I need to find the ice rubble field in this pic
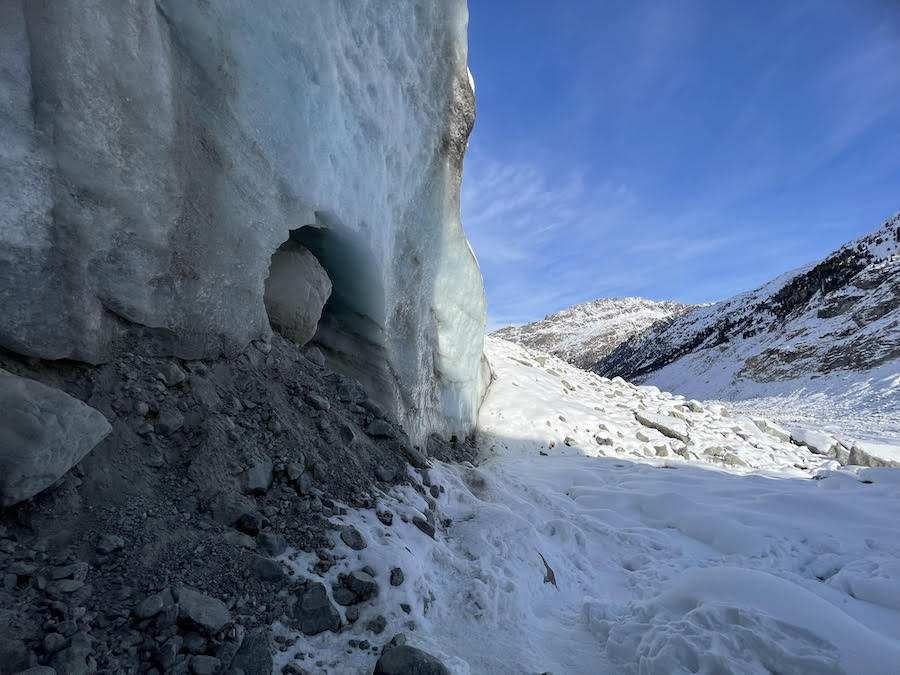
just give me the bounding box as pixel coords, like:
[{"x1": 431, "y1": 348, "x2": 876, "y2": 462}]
[{"x1": 275, "y1": 336, "x2": 900, "y2": 674}]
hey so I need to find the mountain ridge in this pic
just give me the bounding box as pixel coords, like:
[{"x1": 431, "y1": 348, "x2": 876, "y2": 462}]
[{"x1": 491, "y1": 296, "x2": 698, "y2": 369}]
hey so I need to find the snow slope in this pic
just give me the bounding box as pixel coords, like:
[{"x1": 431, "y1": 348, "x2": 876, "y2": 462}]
[
  {"x1": 272, "y1": 337, "x2": 900, "y2": 674},
  {"x1": 492, "y1": 297, "x2": 695, "y2": 369},
  {"x1": 595, "y1": 214, "x2": 900, "y2": 458}
]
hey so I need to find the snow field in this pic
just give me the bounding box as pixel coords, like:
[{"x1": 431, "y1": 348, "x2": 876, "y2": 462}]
[{"x1": 275, "y1": 337, "x2": 900, "y2": 673}]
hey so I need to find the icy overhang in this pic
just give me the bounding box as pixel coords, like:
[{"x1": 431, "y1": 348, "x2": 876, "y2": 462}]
[{"x1": 0, "y1": 0, "x2": 487, "y2": 443}]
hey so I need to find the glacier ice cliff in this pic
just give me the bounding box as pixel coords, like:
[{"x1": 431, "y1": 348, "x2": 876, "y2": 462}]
[{"x1": 0, "y1": 0, "x2": 489, "y2": 443}]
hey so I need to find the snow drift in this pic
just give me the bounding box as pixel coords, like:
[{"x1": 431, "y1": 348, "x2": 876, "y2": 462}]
[{"x1": 0, "y1": 0, "x2": 488, "y2": 443}]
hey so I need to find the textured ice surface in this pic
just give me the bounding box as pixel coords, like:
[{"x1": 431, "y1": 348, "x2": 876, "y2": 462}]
[{"x1": 0, "y1": 0, "x2": 486, "y2": 441}]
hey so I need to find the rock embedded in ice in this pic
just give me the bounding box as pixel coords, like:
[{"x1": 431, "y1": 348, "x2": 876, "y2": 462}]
[
  {"x1": 0, "y1": 0, "x2": 486, "y2": 445},
  {"x1": 264, "y1": 242, "x2": 332, "y2": 348},
  {"x1": 0, "y1": 368, "x2": 111, "y2": 507}
]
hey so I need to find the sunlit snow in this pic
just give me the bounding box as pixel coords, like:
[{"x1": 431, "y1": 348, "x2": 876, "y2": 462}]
[{"x1": 275, "y1": 337, "x2": 900, "y2": 674}]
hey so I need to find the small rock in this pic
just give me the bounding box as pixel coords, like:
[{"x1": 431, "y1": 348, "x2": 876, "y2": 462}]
[
  {"x1": 340, "y1": 526, "x2": 366, "y2": 551},
  {"x1": 223, "y1": 531, "x2": 257, "y2": 549},
  {"x1": 686, "y1": 400, "x2": 704, "y2": 413},
  {"x1": 9, "y1": 561, "x2": 38, "y2": 577},
  {"x1": 365, "y1": 420, "x2": 396, "y2": 439},
  {"x1": 159, "y1": 362, "x2": 187, "y2": 386},
  {"x1": 145, "y1": 452, "x2": 165, "y2": 468},
  {"x1": 94, "y1": 534, "x2": 124, "y2": 554},
  {"x1": 252, "y1": 556, "x2": 284, "y2": 582},
  {"x1": 286, "y1": 461, "x2": 305, "y2": 482},
  {"x1": 375, "y1": 466, "x2": 395, "y2": 482},
  {"x1": 306, "y1": 393, "x2": 330, "y2": 411},
  {"x1": 296, "y1": 472, "x2": 313, "y2": 495},
  {"x1": 345, "y1": 606, "x2": 360, "y2": 622},
  {"x1": 366, "y1": 614, "x2": 387, "y2": 635},
  {"x1": 156, "y1": 407, "x2": 184, "y2": 435},
  {"x1": 56, "y1": 620, "x2": 77, "y2": 637},
  {"x1": 189, "y1": 655, "x2": 221, "y2": 675},
  {"x1": 175, "y1": 586, "x2": 231, "y2": 635},
  {"x1": 236, "y1": 512, "x2": 263, "y2": 537},
  {"x1": 154, "y1": 635, "x2": 182, "y2": 669},
  {"x1": 230, "y1": 628, "x2": 273, "y2": 675},
  {"x1": 724, "y1": 453, "x2": 747, "y2": 467},
  {"x1": 51, "y1": 563, "x2": 88, "y2": 582},
  {"x1": 135, "y1": 593, "x2": 164, "y2": 619},
  {"x1": 594, "y1": 436, "x2": 613, "y2": 446},
  {"x1": 344, "y1": 571, "x2": 378, "y2": 601},
  {"x1": 243, "y1": 461, "x2": 274, "y2": 495},
  {"x1": 390, "y1": 568, "x2": 404, "y2": 587},
  {"x1": 563, "y1": 436, "x2": 576, "y2": 447},
  {"x1": 412, "y1": 517, "x2": 435, "y2": 538},
  {"x1": 51, "y1": 632, "x2": 91, "y2": 675},
  {"x1": 43, "y1": 631, "x2": 67, "y2": 654},
  {"x1": 337, "y1": 382, "x2": 367, "y2": 404},
  {"x1": 134, "y1": 400, "x2": 150, "y2": 416},
  {"x1": 428, "y1": 485, "x2": 440, "y2": 499},
  {"x1": 374, "y1": 645, "x2": 450, "y2": 675},
  {"x1": 182, "y1": 632, "x2": 207, "y2": 655},
  {"x1": 332, "y1": 585, "x2": 357, "y2": 606},
  {"x1": 292, "y1": 583, "x2": 340, "y2": 636},
  {"x1": 256, "y1": 532, "x2": 287, "y2": 557},
  {"x1": 377, "y1": 511, "x2": 393, "y2": 527},
  {"x1": 304, "y1": 346, "x2": 326, "y2": 367}
]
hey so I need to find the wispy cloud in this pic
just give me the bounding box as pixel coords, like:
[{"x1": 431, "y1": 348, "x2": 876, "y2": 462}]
[{"x1": 464, "y1": 0, "x2": 900, "y2": 330}]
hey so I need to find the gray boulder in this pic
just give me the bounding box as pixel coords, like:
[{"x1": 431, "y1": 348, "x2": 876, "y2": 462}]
[
  {"x1": 373, "y1": 645, "x2": 450, "y2": 675},
  {"x1": 175, "y1": 586, "x2": 231, "y2": 635},
  {"x1": 228, "y1": 628, "x2": 273, "y2": 675},
  {"x1": 635, "y1": 411, "x2": 690, "y2": 444},
  {"x1": 242, "y1": 461, "x2": 274, "y2": 495},
  {"x1": 291, "y1": 582, "x2": 340, "y2": 635},
  {"x1": 264, "y1": 242, "x2": 332, "y2": 347},
  {"x1": 0, "y1": 369, "x2": 111, "y2": 507}
]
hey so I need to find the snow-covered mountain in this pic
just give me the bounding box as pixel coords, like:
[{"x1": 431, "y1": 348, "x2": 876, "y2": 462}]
[
  {"x1": 592, "y1": 214, "x2": 900, "y2": 443},
  {"x1": 491, "y1": 297, "x2": 696, "y2": 369}
]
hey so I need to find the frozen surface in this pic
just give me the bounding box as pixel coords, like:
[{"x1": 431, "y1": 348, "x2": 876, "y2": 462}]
[
  {"x1": 0, "y1": 0, "x2": 486, "y2": 443},
  {"x1": 274, "y1": 338, "x2": 900, "y2": 674}
]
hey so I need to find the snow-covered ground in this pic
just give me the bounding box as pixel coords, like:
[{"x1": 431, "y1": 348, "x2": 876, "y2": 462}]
[
  {"x1": 275, "y1": 337, "x2": 900, "y2": 674},
  {"x1": 645, "y1": 350, "x2": 900, "y2": 462}
]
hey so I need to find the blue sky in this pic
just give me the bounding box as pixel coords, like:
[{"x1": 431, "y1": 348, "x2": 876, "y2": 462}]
[{"x1": 461, "y1": 0, "x2": 900, "y2": 330}]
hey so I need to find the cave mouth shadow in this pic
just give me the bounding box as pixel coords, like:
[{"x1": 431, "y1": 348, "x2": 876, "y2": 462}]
[{"x1": 265, "y1": 221, "x2": 397, "y2": 414}]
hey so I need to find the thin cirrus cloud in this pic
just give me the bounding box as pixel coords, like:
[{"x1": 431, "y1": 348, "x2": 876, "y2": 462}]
[{"x1": 463, "y1": 0, "x2": 900, "y2": 331}]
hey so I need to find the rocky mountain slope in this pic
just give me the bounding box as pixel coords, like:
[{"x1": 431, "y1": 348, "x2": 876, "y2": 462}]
[
  {"x1": 491, "y1": 297, "x2": 696, "y2": 369},
  {"x1": 598, "y1": 214, "x2": 900, "y2": 384},
  {"x1": 592, "y1": 215, "x2": 900, "y2": 441}
]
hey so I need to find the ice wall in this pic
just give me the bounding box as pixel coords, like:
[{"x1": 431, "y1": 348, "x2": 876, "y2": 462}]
[{"x1": 0, "y1": 0, "x2": 488, "y2": 443}]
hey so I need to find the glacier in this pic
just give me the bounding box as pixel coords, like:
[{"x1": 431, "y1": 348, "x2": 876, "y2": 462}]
[{"x1": 0, "y1": 0, "x2": 488, "y2": 443}]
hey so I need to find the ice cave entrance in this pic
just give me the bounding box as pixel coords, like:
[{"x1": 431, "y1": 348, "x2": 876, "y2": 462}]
[{"x1": 264, "y1": 223, "x2": 394, "y2": 409}]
